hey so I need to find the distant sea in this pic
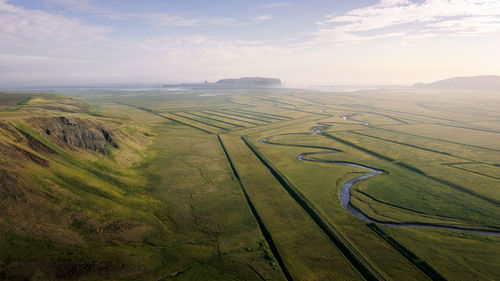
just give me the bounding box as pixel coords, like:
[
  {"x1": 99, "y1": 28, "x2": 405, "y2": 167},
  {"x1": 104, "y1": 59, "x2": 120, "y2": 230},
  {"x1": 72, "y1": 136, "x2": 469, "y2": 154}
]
[{"x1": 1, "y1": 84, "x2": 404, "y2": 93}]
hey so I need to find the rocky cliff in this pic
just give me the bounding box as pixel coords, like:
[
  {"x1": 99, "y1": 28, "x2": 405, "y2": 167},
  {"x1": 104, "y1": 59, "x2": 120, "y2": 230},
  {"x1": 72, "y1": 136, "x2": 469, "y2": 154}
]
[{"x1": 29, "y1": 116, "x2": 119, "y2": 155}]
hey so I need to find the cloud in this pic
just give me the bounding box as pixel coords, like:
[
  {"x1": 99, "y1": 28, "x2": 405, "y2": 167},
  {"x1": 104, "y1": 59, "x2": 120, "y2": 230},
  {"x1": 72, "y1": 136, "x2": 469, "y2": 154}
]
[
  {"x1": 315, "y1": 0, "x2": 500, "y2": 43},
  {"x1": 108, "y1": 12, "x2": 273, "y2": 27},
  {"x1": 0, "y1": 35, "x2": 293, "y2": 85},
  {"x1": 42, "y1": 0, "x2": 237, "y2": 27},
  {"x1": 107, "y1": 13, "x2": 237, "y2": 27},
  {"x1": 259, "y1": 2, "x2": 294, "y2": 9},
  {"x1": 428, "y1": 16, "x2": 500, "y2": 34},
  {"x1": 0, "y1": 0, "x2": 111, "y2": 54},
  {"x1": 109, "y1": 13, "x2": 200, "y2": 27},
  {"x1": 42, "y1": 0, "x2": 263, "y2": 27},
  {"x1": 1, "y1": 0, "x2": 500, "y2": 86},
  {"x1": 252, "y1": 15, "x2": 273, "y2": 22},
  {"x1": 0, "y1": 1, "x2": 291, "y2": 85},
  {"x1": 43, "y1": 0, "x2": 100, "y2": 12}
]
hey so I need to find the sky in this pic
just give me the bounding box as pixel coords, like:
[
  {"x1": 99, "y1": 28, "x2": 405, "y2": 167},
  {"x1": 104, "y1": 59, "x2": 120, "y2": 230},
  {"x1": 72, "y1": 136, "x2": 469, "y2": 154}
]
[{"x1": 1, "y1": 0, "x2": 500, "y2": 87}]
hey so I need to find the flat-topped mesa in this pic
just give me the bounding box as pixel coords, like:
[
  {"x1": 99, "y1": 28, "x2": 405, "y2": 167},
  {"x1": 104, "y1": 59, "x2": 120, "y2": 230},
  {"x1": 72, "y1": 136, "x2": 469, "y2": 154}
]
[
  {"x1": 215, "y1": 77, "x2": 282, "y2": 87},
  {"x1": 162, "y1": 77, "x2": 282, "y2": 89}
]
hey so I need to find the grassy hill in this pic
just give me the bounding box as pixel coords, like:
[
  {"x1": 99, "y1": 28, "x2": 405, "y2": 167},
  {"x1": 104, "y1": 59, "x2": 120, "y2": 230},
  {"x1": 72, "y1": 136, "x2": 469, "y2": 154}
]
[
  {"x1": 0, "y1": 93, "x2": 168, "y2": 280},
  {"x1": 0, "y1": 92, "x2": 285, "y2": 281}
]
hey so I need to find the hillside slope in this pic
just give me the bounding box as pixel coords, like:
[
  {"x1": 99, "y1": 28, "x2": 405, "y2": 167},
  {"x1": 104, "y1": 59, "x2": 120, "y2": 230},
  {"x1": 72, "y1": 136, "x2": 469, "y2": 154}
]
[
  {"x1": 0, "y1": 92, "x2": 285, "y2": 281},
  {"x1": 0, "y1": 93, "x2": 169, "y2": 280}
]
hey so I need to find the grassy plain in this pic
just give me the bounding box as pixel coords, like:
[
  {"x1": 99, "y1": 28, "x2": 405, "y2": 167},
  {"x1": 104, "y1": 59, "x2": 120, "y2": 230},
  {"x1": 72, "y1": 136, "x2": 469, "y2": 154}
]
[{"x1": 1, "y1": 88, "x2": 499, "y2": 280}]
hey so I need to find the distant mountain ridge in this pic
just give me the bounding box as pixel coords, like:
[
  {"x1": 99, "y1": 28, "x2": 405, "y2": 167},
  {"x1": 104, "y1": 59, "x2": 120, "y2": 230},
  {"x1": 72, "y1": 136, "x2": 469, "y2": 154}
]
[
  {"x1": 412, "y1": 75, "x2": 500, "y2": 91},
  {"x1": 163, "y1": 77, "x2": 282, "y2": 89},
  {"x1": 216, "y1": 77, "x2": 281, "y2": 86}
]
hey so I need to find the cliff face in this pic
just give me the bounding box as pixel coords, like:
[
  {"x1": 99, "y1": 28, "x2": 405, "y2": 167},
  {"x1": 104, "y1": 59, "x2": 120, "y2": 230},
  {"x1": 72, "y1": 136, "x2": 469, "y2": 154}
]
[
  {"x1": 29, "y1": 116, "x2": 119, "y2": 155},
  {"x1": 0, "y1": 108, "x2": 125, "y2": 208},
  {"x1": 0, "y1": 93, "x2": 156, "y2": 280}
]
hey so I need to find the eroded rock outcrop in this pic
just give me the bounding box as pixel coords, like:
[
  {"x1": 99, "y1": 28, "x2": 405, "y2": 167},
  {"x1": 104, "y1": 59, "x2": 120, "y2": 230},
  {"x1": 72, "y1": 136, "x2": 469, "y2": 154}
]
[{"x1": 29, "y1": 116, "x2": 119, "y2": 154}]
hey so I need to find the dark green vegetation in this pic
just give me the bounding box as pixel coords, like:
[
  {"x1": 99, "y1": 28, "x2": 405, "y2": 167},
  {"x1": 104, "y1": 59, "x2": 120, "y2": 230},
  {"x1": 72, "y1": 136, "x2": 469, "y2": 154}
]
[
  {"x1": 163, "y1": 77, "x2": 282, "y2": 90},
  {"x1": 1, "y1": 88, "x2": 499, "y2": 280},
  {"x1": 215, "y1": 77, "x2": 281, "y2": 87}
]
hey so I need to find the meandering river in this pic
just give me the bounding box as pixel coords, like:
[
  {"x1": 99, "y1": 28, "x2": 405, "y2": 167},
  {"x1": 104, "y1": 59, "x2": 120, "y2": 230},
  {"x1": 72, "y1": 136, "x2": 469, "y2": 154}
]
[{"x1": 259, "y1": 121, "x2": 500, "y2": 236}]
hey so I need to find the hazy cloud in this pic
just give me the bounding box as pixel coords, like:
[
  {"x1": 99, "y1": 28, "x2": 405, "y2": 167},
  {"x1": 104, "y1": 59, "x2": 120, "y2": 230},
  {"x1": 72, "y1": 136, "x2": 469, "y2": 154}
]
[
  {"x1": 259, "y1": 2, "x2": 294, "y2": 9},
  {"x1": 1, "y1": 0, "x2": 500, "y2": 86},
  {"x1": 316, "y1": 0, "x2": 500, "y2": 43},
  {"x1": 252, "y1": 15, "x2": 273, "y2": 22},
  {"x1": 0, "y1": 0, "x2": 291, "y2": 85},
  {"x1": 43, "y1": 0, "x2": 100, "y2": 12},
  {"x1": 107, "y1": 13, "x2": 237, "y2": 27},
  {"x1": 0, "y1": 0, "x2": 111, "y2": 50}
]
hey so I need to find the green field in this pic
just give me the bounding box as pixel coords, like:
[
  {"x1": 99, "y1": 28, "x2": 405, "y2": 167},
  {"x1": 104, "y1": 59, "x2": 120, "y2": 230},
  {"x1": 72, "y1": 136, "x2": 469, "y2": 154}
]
[{"x1": 1, "y1": 88, "x2": 499, "y2": 280}]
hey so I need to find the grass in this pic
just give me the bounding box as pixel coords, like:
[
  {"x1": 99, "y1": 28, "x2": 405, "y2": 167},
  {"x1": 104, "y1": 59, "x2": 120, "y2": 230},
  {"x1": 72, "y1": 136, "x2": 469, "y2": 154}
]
[
  {"x1": 383, "y1": 226, "x2": 500, "y2": 281},
  {"x1": 0, "y1": 99, "x2": 170, "y2": 279},
  {"x1": 140, "y1": 123, "x2": 286, "y2": 280},
  {"x1": 227, "y1": 90, "x2": 499, "y2": 280},
  {"x1": 0, "y1": 93, "x2": 284, "y2": 280},
  {"x1": 366, "y1": 224, "x2": 445, "y2": 281},
  {"x1": 242, "y1": 135, "x2": 386, "y2": 281},
  {"x1": 246, "y1": 122, "x2": 430, "y2": 280},
  {"x1": 1, "y1": 88, "x2": 499, "y2": 280},
  {"x1": 220, "y1": 133, "x2": 363, "y2": 281}
]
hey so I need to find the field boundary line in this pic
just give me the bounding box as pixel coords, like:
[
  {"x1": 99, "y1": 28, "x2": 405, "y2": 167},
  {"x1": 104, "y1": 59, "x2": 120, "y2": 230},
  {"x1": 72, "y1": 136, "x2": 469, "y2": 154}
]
[
  {"x1": 217, "y1": 135, "x2": 293, "y2": 281},
  {"x1": 349, "y1": 131, "x2": 464, "y2": 159},
  {"x1": 212, "y1": 109, "x2": 274, "y2": 123},
  {"x1": 242, "y1": 136, "x2": 386, "y2": 281},
  {"x1": 184, "y1": 111, "x2": 246, "y2": 128},
  {"x1": 170, "y1": 112, "x2": 228, "y2": 131},
  {"x1": 225, "y1": 109, "x2": 289, "y2": 121},
  {"x1": 375, "y1": 127, "x2": 500, "y2": 153},
  {"x1": 113, "y1": 102, "x2": 214, "y2": 134},
  {"x1": 322, "y1": 132, "x2": 500, "y2": 207},
  {"x1": 200, "y1": 110, "x2": 261, "y2": 126},
  {"x1": 442, "y1": 163, "x2": 500, "y2": 181},
  {"x1": 366, "y1": 224, "x2": 446, "y2": 281}
]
